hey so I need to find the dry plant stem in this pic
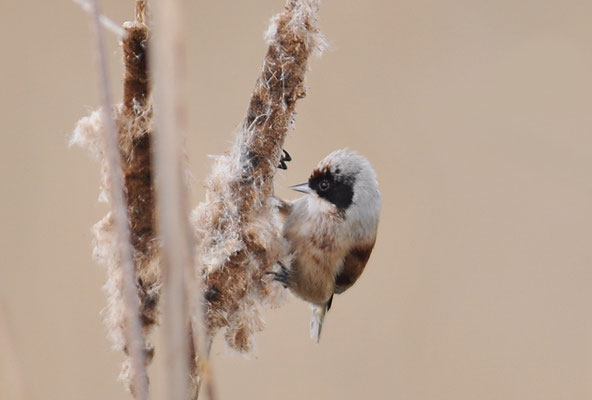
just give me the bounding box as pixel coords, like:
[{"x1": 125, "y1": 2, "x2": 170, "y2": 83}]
[
  {"x1": 193, "y1": 0, "x2": 325, "y2": 355},
  {"x1": 73, "y1": 2, "x2": 158, "y2": 397},
  {"x1": 74, "y1": 0, "x2": 126, "y2": 37},
  {"x1": 120, "y1": 20, "x2": 160, "y2": 373},
  {"x1": 0, "y1": 304, "x2": 26, "y2": 400},
  {"x1": 136, "y1": 0, "x2": 146, "y2": 24},
  {"x1": 73, "y1": 20, "x2": 158, "y2": 396},
  {"x1": 150, "y1": 0, "x2": 216, "y2": 399},
  {"x1": 90, "y1": 1, "x2": 148, "y2": 399}
]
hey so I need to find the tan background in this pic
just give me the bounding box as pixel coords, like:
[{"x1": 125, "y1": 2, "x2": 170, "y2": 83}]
[{"x1": 1, "y1": 0, "x2": 592, "y2": 399}]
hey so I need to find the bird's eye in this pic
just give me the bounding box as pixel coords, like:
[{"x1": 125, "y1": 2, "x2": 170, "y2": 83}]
[{"x1": 319, "y1": 180, "x2": 330, "y2": 191}]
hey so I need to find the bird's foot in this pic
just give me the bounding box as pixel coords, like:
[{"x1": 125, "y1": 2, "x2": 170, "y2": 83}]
[
  {"x1": 266, "y1": 261, "x2": 290, "y2": 288},
  {"x1": 277, "y1": 149, "x2": 292, "y2": 170}
]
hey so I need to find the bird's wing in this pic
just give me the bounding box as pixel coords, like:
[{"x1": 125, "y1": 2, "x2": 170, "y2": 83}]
[
  {"x1": 311, "y1": 238, "x2": 375, "y2": 342},
  {"x1": 334, "y1": 239, "x2": 376, "y2": 294}
]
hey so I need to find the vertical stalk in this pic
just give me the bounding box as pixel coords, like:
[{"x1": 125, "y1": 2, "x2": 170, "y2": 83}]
[
  {"x1": 0, "y1": 304, "x2": 26, "y2": 400},
  {"x1": 89, "y1": 1, "x2": 149, "y2": 399},
  {"x1": 150, "y1": 0, "x2": 215, "y2": 399},
  {"x1": 136, "y1": 0, "x2": 146, "y2": 24}
]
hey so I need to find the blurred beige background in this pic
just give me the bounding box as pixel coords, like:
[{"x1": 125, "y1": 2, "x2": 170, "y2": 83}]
[{"x1": 1, "y1": 0, "x2": 592, "y2": 399}]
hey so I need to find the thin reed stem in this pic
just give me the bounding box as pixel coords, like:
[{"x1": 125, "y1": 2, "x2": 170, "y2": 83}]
[
  {"x1": 0, "y1": 303, "x2": 26, "y2": 400},
  {"x1": 74, "y1": 0, "x2": 126, "y2": 37},
  {"x1": 136, "y1": 0, "x2": 146, "y2": 24},
  {"x1": 150, "y1": 0, "x2": 216, "y2": 399},
  {"x1": 89, "y1": 1, "x2": 148, "y2": 399}
]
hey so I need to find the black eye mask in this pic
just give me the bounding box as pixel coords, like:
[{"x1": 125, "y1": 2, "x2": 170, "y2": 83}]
[{"x1": 308, "y1": 169, "x2": 355, "y2": 211}]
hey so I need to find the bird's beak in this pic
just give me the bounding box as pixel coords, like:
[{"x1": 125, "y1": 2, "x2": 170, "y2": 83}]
[{"x1": 290, "y1": 182, "x2": 311, "y2": 193}]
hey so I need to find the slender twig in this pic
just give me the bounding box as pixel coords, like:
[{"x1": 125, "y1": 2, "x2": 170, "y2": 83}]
[
  {"x1": 136, "y1": 0, "x2": 146, "y2": 24},
  {"x1": 74, "y1": 0, "x2": 126, "y2": 37},
  {"x1": 89, "y1": 1, "x2": 148, "y2": 399},
  {"x1": 150, "y1": 0, "x2": 216, "y2": 399},
  {"x1": 0, "y1": 303, "x2": 27, "y2": 400}
]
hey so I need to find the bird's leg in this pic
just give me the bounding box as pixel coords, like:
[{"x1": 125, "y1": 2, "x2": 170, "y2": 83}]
[
  {"x1": 277, "y1": 149, "x2": 292, "y2": 170},
  {"x1": 266, "y1": 261, "x2": 291, "y2": 288}
]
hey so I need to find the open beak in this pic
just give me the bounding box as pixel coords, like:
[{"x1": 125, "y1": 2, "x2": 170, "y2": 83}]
[{"x1": 290, "y1": 182, "x2": 311, "y2": 193}]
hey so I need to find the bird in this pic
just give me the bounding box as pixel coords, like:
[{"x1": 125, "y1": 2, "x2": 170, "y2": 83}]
[{"x1": 270, "y1": 149, "x2": 381, "y2": 342}]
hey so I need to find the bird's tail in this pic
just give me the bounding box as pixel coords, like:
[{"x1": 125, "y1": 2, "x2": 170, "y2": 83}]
[{"x1": 310, "y1": 304, "x2": 327, "y2": 343}]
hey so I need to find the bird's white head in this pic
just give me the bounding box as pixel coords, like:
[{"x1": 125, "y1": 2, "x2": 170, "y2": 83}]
[{"x1": 291, "y1": 149, "x2": 381, "y2": 225}]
